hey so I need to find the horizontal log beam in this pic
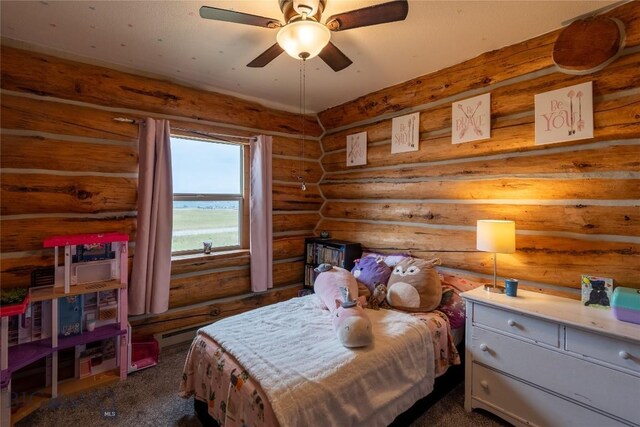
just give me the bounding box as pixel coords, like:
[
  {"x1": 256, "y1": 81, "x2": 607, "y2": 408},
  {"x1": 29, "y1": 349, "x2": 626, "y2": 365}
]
[
  {"x1": 130, "y1": 286, "x2": 301, "y2": 337},
  {"x1": 273, "y1": 260, "x2": 304, "y2": 286},
  {"x1": 169, "y1": 268, "x2": 251, "y2": 309},
  {"x1": 170, "y1": 251, "x2": 250, "y2": 276},
  {"x1": 273, "y1": 213, "x2": 320, "y2": 233},
  {"x1": 273, "y1": 235, "x2": 307, "y2": 260},
  {"x1": 319, "y1": 219, "x2": 639, "y2": 289},
  {"x1": 1, "y1": 173, "x2": 137, "y2": 215},
  {"x1": 1, "y1": 216, "x2": 136, "y2": 252},
  {"x1": 321, "y1": 178, "x2": 639, "y2": 201},
  {"x1": 322, "y1": 202, "x2": 640, "y2": 237},
  {"x1": 273, "y1": 183, "x2": 323, "y2": 211},
  {"x1": 0, "y1": 134, "x2": 138, "y2": 173},
  {"x1": 324, "y1": 143, "x2": 640, "y2": 181},
  {"x1": 168, "y1": 259, "x2": 303, "y2": 308},
  {"x1": 0, "y1": 46, "x2": 322, "y2": 136},
  {"x1": 272, "y1": 136, "x2": 322, "y2": 159},
  {"x1": 1, "y1": 93, "x2": 137, "y2": 141},
  {"x1": 272, "y1": 157, "x2": 323, "y2": 184}
]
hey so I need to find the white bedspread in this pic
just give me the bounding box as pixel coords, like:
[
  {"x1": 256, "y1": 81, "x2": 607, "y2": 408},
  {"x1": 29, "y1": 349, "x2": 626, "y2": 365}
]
[{"x1": 198, "y1": 295, "x2": 434, "y2": 427}]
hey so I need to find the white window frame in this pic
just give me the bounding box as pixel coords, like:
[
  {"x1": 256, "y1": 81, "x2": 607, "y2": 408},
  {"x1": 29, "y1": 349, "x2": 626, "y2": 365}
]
[{"x1": 171, "y1": 136, "x2": 244, "y2": 256}]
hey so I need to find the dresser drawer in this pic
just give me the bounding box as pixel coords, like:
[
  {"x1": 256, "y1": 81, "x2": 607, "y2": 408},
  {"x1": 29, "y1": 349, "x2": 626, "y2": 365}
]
[
  {"x1": 472, "y1": 303, "x2": 559, "y2": 347},
  {"x1": 471, "y1": 363, "x2": 630, "y2": 427},
  {"x1": 470, "y1": 327, "x2": 640, "y2": 423},
  {"x1": 565, "y1": 327, "x2": 640, "y2": 374}
]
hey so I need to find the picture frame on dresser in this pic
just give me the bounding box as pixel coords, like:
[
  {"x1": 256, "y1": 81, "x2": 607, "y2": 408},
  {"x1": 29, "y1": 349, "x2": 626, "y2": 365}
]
[{"x1": 461, "y1": 287, "x2": 640, "y2": 427}]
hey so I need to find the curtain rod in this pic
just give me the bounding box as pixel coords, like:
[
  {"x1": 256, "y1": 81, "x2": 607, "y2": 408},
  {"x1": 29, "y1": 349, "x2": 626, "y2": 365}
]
[{"x1": 113, "y1": 117, "x2": 255, "y2": 144}]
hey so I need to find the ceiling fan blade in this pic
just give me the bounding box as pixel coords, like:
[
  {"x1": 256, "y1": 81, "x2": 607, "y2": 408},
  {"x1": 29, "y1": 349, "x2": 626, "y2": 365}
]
[
  {"x1": 199, "y1": 6, "x2": 281, "y2": 29},
  {"x1": 319, "y1": 42, "x2": 353, "y2": 72},
  {"x1": 247, "y1": 43, "x2": 285, "y2": 68},
  {"x1": 325, "y1": 0, "x2": 408, "y2": 31}
]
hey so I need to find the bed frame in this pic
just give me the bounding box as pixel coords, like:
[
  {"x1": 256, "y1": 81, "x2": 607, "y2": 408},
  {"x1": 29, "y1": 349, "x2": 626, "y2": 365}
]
[{"x1": 193, "y1": 343, "x2": 465, "y2": 426}]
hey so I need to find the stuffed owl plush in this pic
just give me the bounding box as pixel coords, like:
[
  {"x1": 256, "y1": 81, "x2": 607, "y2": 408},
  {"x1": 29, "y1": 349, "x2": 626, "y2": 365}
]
[{"x1": 386, "y1": 257, "x2": 442, "y2": 312}]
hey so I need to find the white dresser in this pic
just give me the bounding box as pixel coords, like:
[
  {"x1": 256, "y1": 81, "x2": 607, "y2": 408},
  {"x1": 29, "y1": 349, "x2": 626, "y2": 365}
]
[{"x1": 462, "y1": 287, "x2": 640, "y2": 427}]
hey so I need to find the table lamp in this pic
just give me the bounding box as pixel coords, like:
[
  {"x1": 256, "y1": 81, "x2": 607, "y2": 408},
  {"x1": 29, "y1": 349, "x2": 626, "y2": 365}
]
[{"x1": 477, "y1": 220, "x2": 516, "y2": 293}]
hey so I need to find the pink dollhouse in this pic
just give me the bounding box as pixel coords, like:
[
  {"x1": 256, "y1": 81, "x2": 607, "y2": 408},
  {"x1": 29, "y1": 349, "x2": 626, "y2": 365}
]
[{"x1": 0, "y1": 233, "x2": 129, "y2": 425}]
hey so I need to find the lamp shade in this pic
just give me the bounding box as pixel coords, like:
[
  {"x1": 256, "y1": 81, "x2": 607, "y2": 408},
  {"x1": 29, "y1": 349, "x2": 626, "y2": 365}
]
[
  {"x1": 476, "y1": 220, "x2": 516, "y2": 254},
  {"x1": 276, "y1": 20, "x2": 331, "y2": 60}
]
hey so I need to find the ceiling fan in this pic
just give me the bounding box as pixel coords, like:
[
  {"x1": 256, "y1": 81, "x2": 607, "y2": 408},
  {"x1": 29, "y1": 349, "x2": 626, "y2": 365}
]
[{"x1": 199, "y1": 0, "x2": 409, "y2": 72}]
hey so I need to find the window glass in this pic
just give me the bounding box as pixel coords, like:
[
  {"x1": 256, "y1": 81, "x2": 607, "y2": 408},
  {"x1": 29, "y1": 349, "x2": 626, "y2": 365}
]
[
  {"x1": 170, "y1": 137, "x2": 242, "y2": 253},
  {"x1": 172, "y1": 137, "x2": 241, "y2": 194}
]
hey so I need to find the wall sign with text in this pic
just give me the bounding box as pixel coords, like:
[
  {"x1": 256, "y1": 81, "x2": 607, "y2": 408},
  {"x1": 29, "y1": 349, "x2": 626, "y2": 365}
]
[
  {"x1": 535, "y1": 81, "x2": 593, "y2": 145},
  {"x1": 452, "y1": 93, "x2": 491, "y2": 144},
  {"x1": 391, "y1": 112, "x2": 420, "y2": 154},
  {"x1": 346, "y1": 131, "x2": 367, "y2": 166}
]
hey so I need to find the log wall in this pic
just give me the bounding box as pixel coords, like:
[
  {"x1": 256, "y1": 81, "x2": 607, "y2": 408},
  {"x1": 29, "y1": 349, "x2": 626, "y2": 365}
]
[
  {"x1": 316, "y1": 2, "x2": 640, "y2": 296},
  {"x1": 0, "y1": 46, "x2": 323, "y2": 336}
]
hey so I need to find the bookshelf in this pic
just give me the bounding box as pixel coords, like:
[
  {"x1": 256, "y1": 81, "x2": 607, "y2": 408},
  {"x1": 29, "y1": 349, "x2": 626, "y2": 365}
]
[{"x1": 304, "y1": 238, "x2": 361, "y2": 289}]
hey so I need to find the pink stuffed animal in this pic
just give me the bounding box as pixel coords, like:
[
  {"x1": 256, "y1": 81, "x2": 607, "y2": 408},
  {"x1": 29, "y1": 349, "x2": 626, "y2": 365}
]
[{"x1": 314, "y1": 266, "x2": 373, "y2": 348}]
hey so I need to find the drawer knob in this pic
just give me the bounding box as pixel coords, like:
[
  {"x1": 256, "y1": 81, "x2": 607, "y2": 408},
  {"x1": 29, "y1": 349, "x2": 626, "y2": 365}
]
[
  {"x1": 480, "y1": 380, "x2": 489, "y2": 389},
  {"x1": 479, "y1": 343, "x2": 488, "y2": 352},
  {"x1": 507, "y1": 319, "x2": 516, "y2": 327},
  {"x1": 619, "y1": 351, "x2": 631, "y2": 360}
]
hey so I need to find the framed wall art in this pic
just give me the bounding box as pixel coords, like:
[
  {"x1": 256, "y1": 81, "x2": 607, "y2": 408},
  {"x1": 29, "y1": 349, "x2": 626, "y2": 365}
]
[
  {"x1": 535, "y1": 81, "x2": 593, "y2": 145},
  {"x1": 346, "y1": 131, "x2": 367, "y2": 166},
  {"x1": 452, "y1": 93, "x2": 491, "y2": 144},
  {"x1": 391, "y1": 112, "x2": 420, "y2": 154}
]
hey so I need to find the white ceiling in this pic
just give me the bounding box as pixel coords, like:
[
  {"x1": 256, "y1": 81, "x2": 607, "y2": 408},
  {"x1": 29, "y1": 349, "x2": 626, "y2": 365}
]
[{"x1": 0, "y1": 1, "x2": 617, "y2": 114}]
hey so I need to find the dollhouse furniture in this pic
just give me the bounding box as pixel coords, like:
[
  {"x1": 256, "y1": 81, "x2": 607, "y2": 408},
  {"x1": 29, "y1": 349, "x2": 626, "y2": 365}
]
[
  {"x1": 462, "y1": 287, "x2": 640, "y2": 427},
  {"x1": 0, "y1": 233, "x2": 129, "y2": 426}
]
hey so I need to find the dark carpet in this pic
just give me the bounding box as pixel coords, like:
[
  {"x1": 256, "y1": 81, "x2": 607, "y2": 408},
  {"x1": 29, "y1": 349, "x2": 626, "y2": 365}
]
[{"x1": 19, "y1": 343, "x2": 510, "y2": 427}]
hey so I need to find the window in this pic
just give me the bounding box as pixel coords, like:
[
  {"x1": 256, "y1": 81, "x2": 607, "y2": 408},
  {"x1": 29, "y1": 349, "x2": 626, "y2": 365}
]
[{"x1": 170, "y1": 136, "x2": 244, "y2": 254}]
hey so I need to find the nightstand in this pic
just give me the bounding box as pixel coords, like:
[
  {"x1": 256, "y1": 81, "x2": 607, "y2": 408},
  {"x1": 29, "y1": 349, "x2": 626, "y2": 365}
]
[{"x1": 462, "y1": 287, "x2": 640, "y2": 427}]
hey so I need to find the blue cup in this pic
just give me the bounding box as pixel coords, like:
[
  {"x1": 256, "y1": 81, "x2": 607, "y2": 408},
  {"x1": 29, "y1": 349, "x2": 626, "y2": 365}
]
[{"x1": 505, "y1": 278, "x2": 519, "y2": 297}]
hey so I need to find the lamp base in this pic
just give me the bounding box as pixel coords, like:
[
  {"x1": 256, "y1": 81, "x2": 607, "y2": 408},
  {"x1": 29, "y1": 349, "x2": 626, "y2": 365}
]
[{"x1": 484, "y1": 284, "x2": 505, "y2": 294}]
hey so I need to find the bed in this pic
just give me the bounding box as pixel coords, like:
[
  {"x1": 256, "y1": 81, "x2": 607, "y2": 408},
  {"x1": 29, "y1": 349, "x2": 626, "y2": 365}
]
[{"x1": 179, "y1": 291, "x2": 463, "y2": 427}]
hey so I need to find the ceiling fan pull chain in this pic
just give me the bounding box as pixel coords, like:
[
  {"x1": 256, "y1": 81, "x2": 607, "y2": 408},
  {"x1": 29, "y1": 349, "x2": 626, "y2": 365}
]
[
  {"x1": 302, "y1": 58, "x2": 306, "y2": 191},
  {"x1": 298, "y1": 58, "x2": 307, "y2": 191}
]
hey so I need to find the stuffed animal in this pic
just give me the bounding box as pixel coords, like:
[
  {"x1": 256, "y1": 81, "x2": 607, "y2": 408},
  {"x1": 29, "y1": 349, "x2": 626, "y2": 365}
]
[
  {"x1": 585, "y1": 280, "x2": 610, "y2": 307},
  {"x1": 314, "y1": 266, "x2": 373, "y2": 348},
  {"x1": 367, "y1": 283, "x2": 391, "y2": 310},
  {"x1": 351, "y1": 257, "x2": 392, "y2": 293},
  {"x1": 314, "y1": 263, "x2": 333, "y2": 273},
  {"x1": 386, "y1": 257, "x2": 442, "y2": 312}
]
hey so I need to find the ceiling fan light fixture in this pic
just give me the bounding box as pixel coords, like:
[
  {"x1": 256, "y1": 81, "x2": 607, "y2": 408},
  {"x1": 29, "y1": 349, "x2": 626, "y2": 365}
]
[{"x1": 276, "y1": 19, "x2": 330, "y2": 60}]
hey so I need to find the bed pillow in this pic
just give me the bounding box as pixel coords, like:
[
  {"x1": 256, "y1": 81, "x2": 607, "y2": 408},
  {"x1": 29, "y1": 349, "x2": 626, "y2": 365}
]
[
  {"x1": 439, "y1": 272, "x2": 485, "y2": 293},
  {"x1": 436, "y1": 272, "x2": 486, "y2": 329},
  {"x1": 361, "y1": 251, "x2": 411, "y2": 268},
  {"x1": 386, "y1": 257, "x2": 442, "y2": 312},
  {"x1": 437, "y1": 286, "x2": 466, "y2": 329},
  {"x1": 351, "y1": 257, "x2": 392, "y2": 293}
]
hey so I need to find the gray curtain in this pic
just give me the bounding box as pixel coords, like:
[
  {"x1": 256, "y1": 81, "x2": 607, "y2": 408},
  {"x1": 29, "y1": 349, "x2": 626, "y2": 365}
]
[
  {"x1": 250, "y1": 135, "x2": 273, "y2": 292},
  {"x1": 130, "y1": 118, "x2": 173, "y2": 315}
]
